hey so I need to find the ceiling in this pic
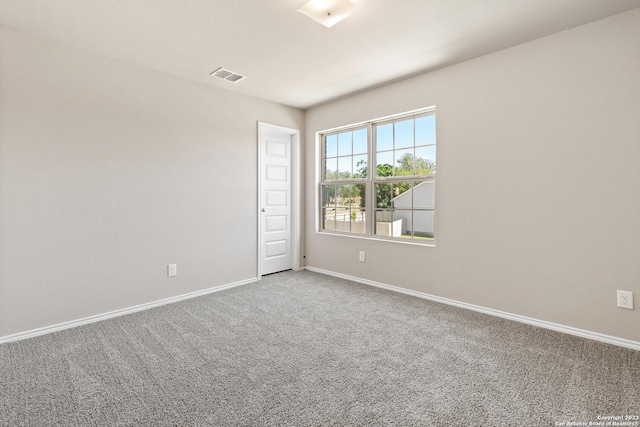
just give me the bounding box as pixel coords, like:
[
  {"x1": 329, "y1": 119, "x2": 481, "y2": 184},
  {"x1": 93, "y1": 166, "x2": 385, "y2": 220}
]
[{"x1": 2, "y1": 0, "x2": 640, "y2": 109}]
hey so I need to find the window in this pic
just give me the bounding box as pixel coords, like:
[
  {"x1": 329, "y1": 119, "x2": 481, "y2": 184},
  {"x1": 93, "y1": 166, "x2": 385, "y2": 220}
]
[
  {"x1": 319, "y1": 108, "x2": 436, "y2": 243},
  {"x1": 321, "y1": 127, "x2": 368, "y2": 234}
]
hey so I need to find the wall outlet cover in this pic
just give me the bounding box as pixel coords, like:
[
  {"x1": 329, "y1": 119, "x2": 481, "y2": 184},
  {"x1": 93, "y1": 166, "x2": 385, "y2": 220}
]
[
  {"x1": 168, "y1": 264, "x2": 177, "y2": 277},
  {"x1": 616, "y1": 290, "x2": 633, "y2": 310}
]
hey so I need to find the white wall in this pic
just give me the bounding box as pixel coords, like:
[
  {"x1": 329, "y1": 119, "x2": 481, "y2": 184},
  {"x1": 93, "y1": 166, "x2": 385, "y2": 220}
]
[
  {"x1": 305, "y1": 9, "x2": 640, "y2": 343},
  {"x1": 0, "y1": 27, "x2": 304, "y2": 338}
]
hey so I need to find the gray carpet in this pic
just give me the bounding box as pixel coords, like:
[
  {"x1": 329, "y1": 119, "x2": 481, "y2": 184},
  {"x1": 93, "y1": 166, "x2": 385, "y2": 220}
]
[{"x1": 1, "y1": 270, "x2": 639, "y2": 426}]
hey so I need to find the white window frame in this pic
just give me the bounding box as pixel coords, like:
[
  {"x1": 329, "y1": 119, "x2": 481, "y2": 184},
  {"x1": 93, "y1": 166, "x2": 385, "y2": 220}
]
[{"x1": 317, "y1": 107, "x2": 436, "y2": 246}]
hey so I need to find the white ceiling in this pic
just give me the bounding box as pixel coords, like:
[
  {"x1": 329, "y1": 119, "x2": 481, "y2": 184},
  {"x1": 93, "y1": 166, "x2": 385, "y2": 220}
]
[{"x1": 2, "y1": 0, "x2": 640, "y2": 109}]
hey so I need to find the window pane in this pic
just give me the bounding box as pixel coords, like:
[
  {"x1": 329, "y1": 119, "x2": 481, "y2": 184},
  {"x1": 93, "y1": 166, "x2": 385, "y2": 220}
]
[
  {"x1": 394, "y1": 149, "x2": 414, "y2": 176},
  {"x1": 350, "y1": 208, "x2": 366, "y2": 234},
  {"x1": 412, "y1": 210, "x2": 435, "y2": 238},
  {"x1": 353, "y1": 155, "x2": 367, "y2": 178},
  {"x1": 337, "y1": 157, "x2": 352, "y2": 179},
  {"x1": 392, "y1": 182, "x2": 413, "y2": 206},
  {"x1": 331, "y1": 184, "x2": 354, "y2": 231},
  {"x1": 375, "y1": 182, "x2": 393, "y2": 208},
  {"x1": 352, "y1": 183, "x2": 366, "y2": 209},
  {"x1": 376, "y1": 124, "x2": 393, "y2": 152},
  {"x1": 415, "y1": 115, "x2": 436, "y2": 146},
  {"x1": 322, "y1": 208, "x2": 336, "y2": 231},
  {"x1": 415, "y1": 146, "x2": 436, "y2": 175},
  {"x1": 394, "y1": 119, "x2": 414, "y2": 149},
  {"x1": 336, "y1": 184, "x2": 353, "y2": 208},
  {"x1": 326, "y1": 134, "x2": 337, "y2": 157},
  {"x1": 376, "y1": 151, "x2": 393, "y2": 177},
  {"x1": 375, "y1": 210, "x2": 402, "y2": 237},
  {"x1": 324, "y1": 157, "x2": 337, "y2": 180},
  {"x1": 413, "y1": 181, "x2": 435, "y2": 209},
  {"x1": 321, "y1": 185, "x2": 336, "y2": 207},
  {"x1": 353, "y1": 128, "x2": 367, "y2": 154},
  {"x1": 392, "y1": 209, "x2": 411, "y2": 237},
  {"x1": 338, "y1": 132, "x2": 352, "y2": 156}
]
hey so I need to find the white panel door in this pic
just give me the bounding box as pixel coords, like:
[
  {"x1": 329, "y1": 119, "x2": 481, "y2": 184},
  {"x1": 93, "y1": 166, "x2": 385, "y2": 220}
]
[{"x1": 260, "y1": 125, "x2": 293, "y2": 275}]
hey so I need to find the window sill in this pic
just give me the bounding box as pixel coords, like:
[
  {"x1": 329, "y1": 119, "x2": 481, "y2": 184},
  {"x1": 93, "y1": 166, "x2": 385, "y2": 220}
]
[{"x1": 317, "y1": 230, "x2": 436, "y2": 247}]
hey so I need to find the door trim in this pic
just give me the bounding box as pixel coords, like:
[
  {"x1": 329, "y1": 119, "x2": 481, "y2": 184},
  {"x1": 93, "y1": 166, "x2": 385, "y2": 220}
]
[{"x1": 257, "y1": 122, "x2": 301, "y2": 277}]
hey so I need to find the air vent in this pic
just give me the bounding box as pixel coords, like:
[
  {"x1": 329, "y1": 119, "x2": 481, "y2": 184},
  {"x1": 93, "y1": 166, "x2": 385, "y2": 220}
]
[{"x1": 210, "y1": 67, "x2": 246, "y2": 83}]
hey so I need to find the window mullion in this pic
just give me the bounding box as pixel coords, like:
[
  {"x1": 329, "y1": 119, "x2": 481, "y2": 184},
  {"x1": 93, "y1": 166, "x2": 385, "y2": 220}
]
[{"x1": 368, "y1": 121, "x2": 375, "y2": 237}]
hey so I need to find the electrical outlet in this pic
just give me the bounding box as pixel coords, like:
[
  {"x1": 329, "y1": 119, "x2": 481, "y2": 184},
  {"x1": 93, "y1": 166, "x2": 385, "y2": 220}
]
[
  {"x1": 617, "y1": 290, "x2": 633, "y2": 310},
  {"x1": 359, "y1": 251, "x2": 365, "y2": 262},
  {"x1": 167, "y1": 264, "x2": 177, "y2": 277}
]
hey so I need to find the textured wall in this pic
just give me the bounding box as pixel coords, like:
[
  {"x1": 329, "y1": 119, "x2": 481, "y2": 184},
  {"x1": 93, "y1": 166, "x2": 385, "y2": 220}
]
[
  {"x1": 305, "y1": 9, "x2": 640, "y2": 342},
  {"x1": 0, "y1": 27, "x2": 304, "y2": 338}
]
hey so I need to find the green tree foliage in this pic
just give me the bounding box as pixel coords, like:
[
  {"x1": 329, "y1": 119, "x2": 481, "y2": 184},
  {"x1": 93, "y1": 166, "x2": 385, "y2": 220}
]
[
  {"x1": 322, "y1": 185, "x2": 335, "y2": 206},
  {"x1": 396, "y1": 153, "x2": 435, "y2": 176},
  {"x1": 337, "y1": 184, "x2": 357, "y2": 204},
  {"x1": 353, "y1": 160, "x2": 368, "y2": 179},
  {"x1": 374, "y1": 164, "x2": 393, "y2": 208}
]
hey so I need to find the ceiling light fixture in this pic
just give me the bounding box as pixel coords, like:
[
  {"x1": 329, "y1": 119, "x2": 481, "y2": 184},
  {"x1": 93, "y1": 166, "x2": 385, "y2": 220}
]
[{"x1": 297, "y1": 0, "x2": 359, "y2": 28}]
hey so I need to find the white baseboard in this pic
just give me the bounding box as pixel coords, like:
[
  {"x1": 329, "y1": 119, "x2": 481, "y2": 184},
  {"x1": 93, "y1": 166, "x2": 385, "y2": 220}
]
[
  {"x1": 0, "y1": 277, "x2": 258, "y2": 345},
  {"x1": 305, "y1": 266, "x2": 640, "y2": 352}
]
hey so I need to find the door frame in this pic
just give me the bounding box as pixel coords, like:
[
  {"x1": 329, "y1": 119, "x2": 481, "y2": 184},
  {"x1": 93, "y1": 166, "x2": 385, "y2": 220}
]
[{"x1": 257, "y1": 122, "x2": 301, "y2": 277}]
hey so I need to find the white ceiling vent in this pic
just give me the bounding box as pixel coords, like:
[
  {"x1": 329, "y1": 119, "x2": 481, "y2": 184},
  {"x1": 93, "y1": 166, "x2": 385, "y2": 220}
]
[{"x1": 210, "y1": 67, "x2": 246, "y2": 83}]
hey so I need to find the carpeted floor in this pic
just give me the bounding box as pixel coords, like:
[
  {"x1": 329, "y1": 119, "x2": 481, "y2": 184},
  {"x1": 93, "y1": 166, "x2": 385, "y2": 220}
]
[{"x1": 1, "y1": 270, "x2": 639, "y2": 426}]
